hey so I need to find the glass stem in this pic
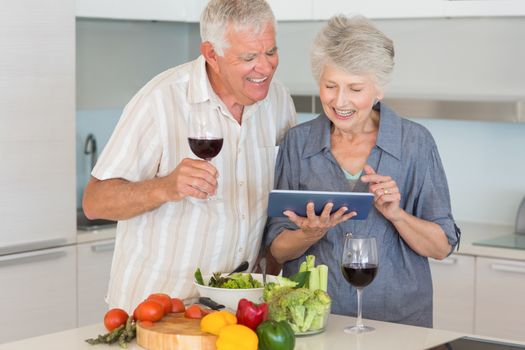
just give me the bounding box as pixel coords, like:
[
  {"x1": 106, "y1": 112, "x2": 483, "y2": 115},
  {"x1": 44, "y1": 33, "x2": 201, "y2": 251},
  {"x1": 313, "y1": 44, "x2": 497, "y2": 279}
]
[{"x1": 356, "y1": 288, "x2": 363, "y2": 328}]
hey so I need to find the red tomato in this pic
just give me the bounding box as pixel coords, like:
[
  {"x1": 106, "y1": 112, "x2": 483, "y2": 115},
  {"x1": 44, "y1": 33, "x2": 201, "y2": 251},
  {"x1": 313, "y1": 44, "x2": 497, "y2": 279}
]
[
  {"x1": 104, "y1": 308, "x2": 129, "y2": 331},
  {"x1": 184, "y1": 304, "x2": 203, "y2": 319},
  {"x1": 135, "y1": 300, "x2": 165, "y2": 322},
  {"x1": 147, "y1": 293, "x2": 173, "y2": 314},
  {"x1": 171, "y1": 298, "x2": 186, "y2": 313}
]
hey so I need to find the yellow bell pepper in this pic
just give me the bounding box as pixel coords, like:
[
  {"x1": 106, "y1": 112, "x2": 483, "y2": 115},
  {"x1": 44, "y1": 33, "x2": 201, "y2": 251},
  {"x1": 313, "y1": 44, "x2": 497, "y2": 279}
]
[
  {"x1": 216, "y1": 324, "x2": 258, "y2": 350},
  {"x1": 200, "y1": 310, "x2": 237, "y2": 336}
]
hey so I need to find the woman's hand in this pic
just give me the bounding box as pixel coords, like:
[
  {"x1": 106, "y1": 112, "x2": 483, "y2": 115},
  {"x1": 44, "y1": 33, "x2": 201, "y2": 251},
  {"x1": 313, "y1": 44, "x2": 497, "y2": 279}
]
[
  {"x1": 283, "y1": 202, "x2": 356, "y2": 244},
  {"x1": 361, "y1": 164, "x2": 403, "y2": 222}
]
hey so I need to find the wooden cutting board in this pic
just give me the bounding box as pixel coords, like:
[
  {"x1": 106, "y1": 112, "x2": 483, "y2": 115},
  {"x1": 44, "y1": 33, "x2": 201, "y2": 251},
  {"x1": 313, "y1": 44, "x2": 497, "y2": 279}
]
[{"x1": 137, "y1": 313, "x2": 217, "y2": 350}]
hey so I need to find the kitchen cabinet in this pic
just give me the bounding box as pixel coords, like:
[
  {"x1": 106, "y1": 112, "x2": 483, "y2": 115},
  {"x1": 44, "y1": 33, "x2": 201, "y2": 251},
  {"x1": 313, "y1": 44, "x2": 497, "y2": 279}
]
[
  {"x1": 266, "y1": 0, "x2": 314, "y2": 21},
  {"x1": 75, "y1": 0, "x2": 525, "y2": 21},
  {"x1": 0, "y1": 246, "x2": 77, "y2": 344},
  {"x1": 443, "y1": 0, "x2": 525, "y2": 18},
  {"x1": 75, "y1": 0, "x2": 206, "y2": 22},
  {"x1": 311, "y1": 0, "x2": 525, "y2": 19},
  {"x1": 0, "y1": 0, "x2": 75, "y2": 256},
  {"x1": 77, "y1": 239, "x2": 115, "y2": 326},
  {"x1": 430, "y1": 255, "x2": 475, "y2": 334},
  {"x1": 312, "y1": 0, "x2": 444, "y2": 20},
  {"x1": 475, "y1": 257, "x2": 525, "y2": 342}
]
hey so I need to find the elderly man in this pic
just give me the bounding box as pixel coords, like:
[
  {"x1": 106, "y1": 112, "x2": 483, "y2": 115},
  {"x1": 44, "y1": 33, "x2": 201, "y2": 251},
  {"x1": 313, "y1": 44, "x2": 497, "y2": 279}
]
[{"x1": 82, "y1": 0, "x2": 296, "y2": 312}]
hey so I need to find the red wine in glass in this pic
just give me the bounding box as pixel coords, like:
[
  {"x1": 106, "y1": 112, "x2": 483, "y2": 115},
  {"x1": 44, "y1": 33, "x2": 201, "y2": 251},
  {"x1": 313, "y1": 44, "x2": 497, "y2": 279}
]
[
  {"x1": 341, "y1": 234, "x2": 378, "y2": 334},
  {"x1": 341, "y1": 263, "x2": 378, "y2": 288},
  {"x1": 188, "y1": 137, "x2": 223, "y2": 161}
]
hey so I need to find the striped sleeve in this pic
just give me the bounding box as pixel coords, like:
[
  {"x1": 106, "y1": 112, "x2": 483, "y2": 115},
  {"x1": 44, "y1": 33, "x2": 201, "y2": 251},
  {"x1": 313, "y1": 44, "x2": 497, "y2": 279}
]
[{"x1": 92, "y1": 96, "x2": 162, "y2": 182}]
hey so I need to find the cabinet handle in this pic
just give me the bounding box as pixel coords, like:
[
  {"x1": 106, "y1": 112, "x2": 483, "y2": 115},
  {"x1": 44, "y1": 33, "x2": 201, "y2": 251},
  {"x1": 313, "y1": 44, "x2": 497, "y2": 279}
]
[
  {"x1": 0, "y1": 250, "x2": 66, "y2": 268},
  {"x1": 0, "y1": 238, "x2": 68, "y2": 256},
  {"x1": 430, "y1": 257, "x2": 457, "y2": 265},
  {"x1": 91, "y1": 242, "x2": 115, "y2": 253},
  {"x1": 490, "y1": 263, "x2": 525, "y2": 274}
]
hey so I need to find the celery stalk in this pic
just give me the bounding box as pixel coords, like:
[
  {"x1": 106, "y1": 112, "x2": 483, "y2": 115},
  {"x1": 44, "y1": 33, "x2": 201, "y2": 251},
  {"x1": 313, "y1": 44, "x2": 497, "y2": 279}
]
[
  {"x1": 299, "y1": 261, "x2": 307, "y2": 273},
  {"x1": 306, "y1": 255, "x2": 315, "y2": 271},
  {"x1": 318, "y1": 264, "x2": 328, "y2": 292},
  {"x1": 309, "y1": 266, "x2": 320, "y2": 291}
]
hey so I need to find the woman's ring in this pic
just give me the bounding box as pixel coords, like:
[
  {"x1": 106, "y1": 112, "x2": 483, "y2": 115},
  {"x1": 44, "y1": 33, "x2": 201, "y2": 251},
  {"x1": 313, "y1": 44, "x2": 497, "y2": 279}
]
[{"x1": 383, "y1": 188, "x2": 389, "y2": 195}]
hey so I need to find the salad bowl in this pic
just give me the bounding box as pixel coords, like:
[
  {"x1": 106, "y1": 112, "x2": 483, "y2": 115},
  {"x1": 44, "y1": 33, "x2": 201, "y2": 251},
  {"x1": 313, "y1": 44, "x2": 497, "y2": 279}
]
[{"x1": 194, "y1": 273, "x2": 276, "y2": 311}]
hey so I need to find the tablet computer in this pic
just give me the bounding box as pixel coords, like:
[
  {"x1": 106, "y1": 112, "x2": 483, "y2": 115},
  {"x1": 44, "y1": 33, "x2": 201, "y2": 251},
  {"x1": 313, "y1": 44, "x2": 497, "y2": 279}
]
[{"x1": 268, "y1": 190, "x2": 374, "y2": 219}]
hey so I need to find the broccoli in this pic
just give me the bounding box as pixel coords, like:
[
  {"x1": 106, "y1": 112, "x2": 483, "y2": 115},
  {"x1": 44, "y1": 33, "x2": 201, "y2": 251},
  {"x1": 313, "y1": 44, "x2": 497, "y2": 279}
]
[
  {"x1": 262, "y1": 276, "x2": 297, "y2": 302},
  {"x1": 314, "y1": 289, "x2": 331, "y2": 305},
  {"x1": 265, "y1": 285, "x2": 332, "y2": 333}
]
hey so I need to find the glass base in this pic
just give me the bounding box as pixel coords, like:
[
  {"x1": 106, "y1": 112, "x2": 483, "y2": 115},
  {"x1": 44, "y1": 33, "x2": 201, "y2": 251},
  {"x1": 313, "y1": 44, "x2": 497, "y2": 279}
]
[{"x1": 344, "y1": 325, "x2": 375, "y2": 334}]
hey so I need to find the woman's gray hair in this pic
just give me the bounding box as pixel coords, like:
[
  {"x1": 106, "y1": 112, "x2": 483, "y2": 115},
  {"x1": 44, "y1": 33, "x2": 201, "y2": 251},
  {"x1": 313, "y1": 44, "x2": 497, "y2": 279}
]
[
  {"x1": 310, "y1": 15, "x2": 395, "y2": 88},
  {"x1": 200, "y1": 0, "x2": 276, "y2": 56}
]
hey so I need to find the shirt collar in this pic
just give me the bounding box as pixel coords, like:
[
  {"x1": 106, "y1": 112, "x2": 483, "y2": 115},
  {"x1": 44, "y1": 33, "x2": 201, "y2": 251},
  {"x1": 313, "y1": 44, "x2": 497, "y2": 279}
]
[
  {"x1": 302, "y1": 101, "x2": 402, "y2": 160},
  {"x1": 375, "y1": 102, "x2": 402, "y2": 160},
  {"x1": 188, "y1": 55, "x2": 213, "y2": 104},
  {"x1": 187, "y1": 55, "x2": 265, "y2": 120}
]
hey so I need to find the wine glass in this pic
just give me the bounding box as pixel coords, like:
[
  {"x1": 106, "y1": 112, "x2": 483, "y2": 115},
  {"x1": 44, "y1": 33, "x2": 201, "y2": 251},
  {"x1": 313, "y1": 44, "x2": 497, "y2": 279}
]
[
  {"x1": 341, "y1": 233, "x2": 378, "y2": 333},
  {"x1": 187, "y1": 105, "x2": 223, "y2": 200}
]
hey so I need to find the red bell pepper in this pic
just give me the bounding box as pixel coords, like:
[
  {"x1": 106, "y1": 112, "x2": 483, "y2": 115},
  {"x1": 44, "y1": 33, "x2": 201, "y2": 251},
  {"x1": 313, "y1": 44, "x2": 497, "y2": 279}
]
[{"x1": 236, "y1": 298, "x2": 268, "y2": 331}]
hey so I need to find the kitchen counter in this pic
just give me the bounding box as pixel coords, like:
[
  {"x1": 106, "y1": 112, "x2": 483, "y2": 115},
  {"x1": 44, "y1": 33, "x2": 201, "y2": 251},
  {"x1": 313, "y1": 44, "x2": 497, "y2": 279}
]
[
  {"x1": 0, "y1": 315, "x2": 465, "y2": 350},
  {"x1": 77, "y1": 227, "x2": 117, "y2": 244},
  {"x1": 455, "y1": 221, "x2": 525, "y2": 261}
]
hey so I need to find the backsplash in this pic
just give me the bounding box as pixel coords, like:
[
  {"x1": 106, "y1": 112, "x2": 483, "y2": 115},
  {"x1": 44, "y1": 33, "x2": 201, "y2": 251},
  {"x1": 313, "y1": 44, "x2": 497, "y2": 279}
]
[
  {"x1": 77, "y1": 110, "x2": 525, "y2": 227},
  {"x1": 76, "y1": 109, "x2": 122, "y2": 208}
]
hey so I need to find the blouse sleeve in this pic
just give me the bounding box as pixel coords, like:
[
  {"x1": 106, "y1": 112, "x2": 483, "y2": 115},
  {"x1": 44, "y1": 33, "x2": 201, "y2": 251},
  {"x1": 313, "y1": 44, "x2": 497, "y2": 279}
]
[{"x1": 416, "y1": 143, "x2": 460, "y2": 252}]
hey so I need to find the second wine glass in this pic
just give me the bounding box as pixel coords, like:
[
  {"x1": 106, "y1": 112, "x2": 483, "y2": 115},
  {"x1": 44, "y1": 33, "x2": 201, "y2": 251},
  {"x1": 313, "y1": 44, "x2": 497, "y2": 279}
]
[
  {"x1": 341, "y1": 234, "x2": 378, "y2": 334},
  {"x1": 187, "y1": 106, "x2": 223, "y2": 200}
]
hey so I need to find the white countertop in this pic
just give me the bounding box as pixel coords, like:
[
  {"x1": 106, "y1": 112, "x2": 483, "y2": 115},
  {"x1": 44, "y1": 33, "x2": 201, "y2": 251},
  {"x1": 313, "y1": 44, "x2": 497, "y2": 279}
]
[
  {"x1": 75, "y1": 221, "x2": 525, "y2": 261},
  {"x1": 77, "y1": 227, "x2": 117, "y2": 244},
  {"x1": 455, "y1": 221, "x2": 525, "y2": 261},
  {"x1": 0, "y1": 315, "x2": 464, "y2": 350}
]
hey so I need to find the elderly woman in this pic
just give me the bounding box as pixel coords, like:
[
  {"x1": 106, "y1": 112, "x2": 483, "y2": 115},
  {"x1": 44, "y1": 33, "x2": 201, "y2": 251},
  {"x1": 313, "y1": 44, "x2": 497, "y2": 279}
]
[{"x1": 264, "y1": 15, "x2": 460, "y2": 327}]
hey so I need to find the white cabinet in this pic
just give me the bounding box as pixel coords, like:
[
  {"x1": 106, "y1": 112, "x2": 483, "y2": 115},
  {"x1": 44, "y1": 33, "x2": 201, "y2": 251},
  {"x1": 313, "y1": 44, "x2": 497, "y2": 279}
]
[
  {"x1": 77, "y1": 239, "x2": 115, "y2": 326},
  {"x1": 267, "y1": 0, "x2": 314, "y2": 21},
  {"x1": 75, "y1": 0, "x2": 525, "y2": 21},
  {"x1": 430, "y1": 255, "x2": 475, "y2": 333},
  {"x1": 311, "y1": 0, "x2": 444, "y2": 20},
  {"x1": 0, "y1": 0, "x2": 75, "y2": 255},
  {"x1": 0, "y1": 246, "x2": 77, "y2": 344},
  {"x1": 443, "y1": 0, "x2": 525, "y2": 18},
  {"x1": 76, "y1": 0, "x2": 207, "y2": 22},
  {"x1": 475, "y1": 257, "x2": 525, "y2": 342},
  {"x1": 311, "y1": 0, "x2": 525, "y2": 19}
]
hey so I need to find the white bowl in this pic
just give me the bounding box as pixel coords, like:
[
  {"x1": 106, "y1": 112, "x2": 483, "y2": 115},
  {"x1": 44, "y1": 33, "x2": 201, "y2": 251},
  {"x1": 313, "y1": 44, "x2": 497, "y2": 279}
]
[{"x1": 194, "y1": 273, "x2": 276, "y2": 310}]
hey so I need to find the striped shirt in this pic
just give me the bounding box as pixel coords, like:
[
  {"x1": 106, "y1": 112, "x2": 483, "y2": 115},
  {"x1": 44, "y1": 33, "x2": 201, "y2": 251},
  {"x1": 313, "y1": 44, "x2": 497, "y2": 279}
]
[{"x1": 92, "y1": 56, "x2": 296, "y2": 311}]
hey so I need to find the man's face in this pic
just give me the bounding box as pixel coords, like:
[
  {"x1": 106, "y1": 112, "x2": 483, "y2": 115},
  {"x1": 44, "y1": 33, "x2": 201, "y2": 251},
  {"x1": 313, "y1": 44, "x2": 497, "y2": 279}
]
[{"x1": 211, "y1": 23, "x2": 278, "y2": 106}]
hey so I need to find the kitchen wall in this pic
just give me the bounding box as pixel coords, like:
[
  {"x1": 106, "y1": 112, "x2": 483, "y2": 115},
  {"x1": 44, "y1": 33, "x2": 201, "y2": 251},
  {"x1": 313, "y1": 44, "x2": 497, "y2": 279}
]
[{"x1": 76, "y1": 17, "x2": 525, "y2": 227}]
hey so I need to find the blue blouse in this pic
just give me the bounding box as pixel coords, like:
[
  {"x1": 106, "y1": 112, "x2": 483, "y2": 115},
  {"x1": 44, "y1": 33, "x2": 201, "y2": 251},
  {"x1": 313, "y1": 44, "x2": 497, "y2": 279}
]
[{"x1": 263, "y1": 102, "x2": 459, "y2": 327}]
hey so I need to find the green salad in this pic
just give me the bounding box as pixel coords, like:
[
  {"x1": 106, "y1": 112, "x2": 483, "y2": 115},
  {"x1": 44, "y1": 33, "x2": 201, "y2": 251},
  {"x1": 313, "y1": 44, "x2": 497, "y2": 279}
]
[{"x1": 194, "y1": 268, "x2": 262, "y2": 289}]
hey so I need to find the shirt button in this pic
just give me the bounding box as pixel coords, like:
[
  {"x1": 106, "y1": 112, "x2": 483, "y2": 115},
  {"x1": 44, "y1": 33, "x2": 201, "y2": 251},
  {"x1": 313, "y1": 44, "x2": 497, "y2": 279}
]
[
  {"x1": 238, "y1": 248, "x2": 243, "y2": 253},
  {"x1": 239, "y1": 181, "x2": 244, "y2": 186},
  {"x1": 241, "y1": 214, "x2": 246, "y2": 220}
]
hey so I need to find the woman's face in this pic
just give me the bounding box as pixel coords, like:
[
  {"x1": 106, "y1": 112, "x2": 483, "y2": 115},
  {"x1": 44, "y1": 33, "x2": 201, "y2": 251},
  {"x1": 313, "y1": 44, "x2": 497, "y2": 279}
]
[{"x1": 319, "y1": 64, "x2": 383, "y2": 132}]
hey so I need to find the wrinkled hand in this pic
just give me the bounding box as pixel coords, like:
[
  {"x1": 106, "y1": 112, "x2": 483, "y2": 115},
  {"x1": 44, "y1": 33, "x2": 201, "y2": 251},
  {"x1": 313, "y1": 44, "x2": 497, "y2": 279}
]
[
  {"x1": 163, "y1": 158, "x2": 219, "y2": 201},
  {"x1": 360, "y1": 164, "x2": 402, "y2": 221},
  {"x1": 284, "y1": 202, "x2": 356, "y2": 244}
]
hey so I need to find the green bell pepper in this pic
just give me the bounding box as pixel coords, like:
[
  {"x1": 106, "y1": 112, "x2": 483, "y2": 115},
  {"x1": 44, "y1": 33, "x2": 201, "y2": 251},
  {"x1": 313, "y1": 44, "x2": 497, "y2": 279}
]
[{"x1": 256, "y1": 320, "x2": 295, "y2": 350}]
